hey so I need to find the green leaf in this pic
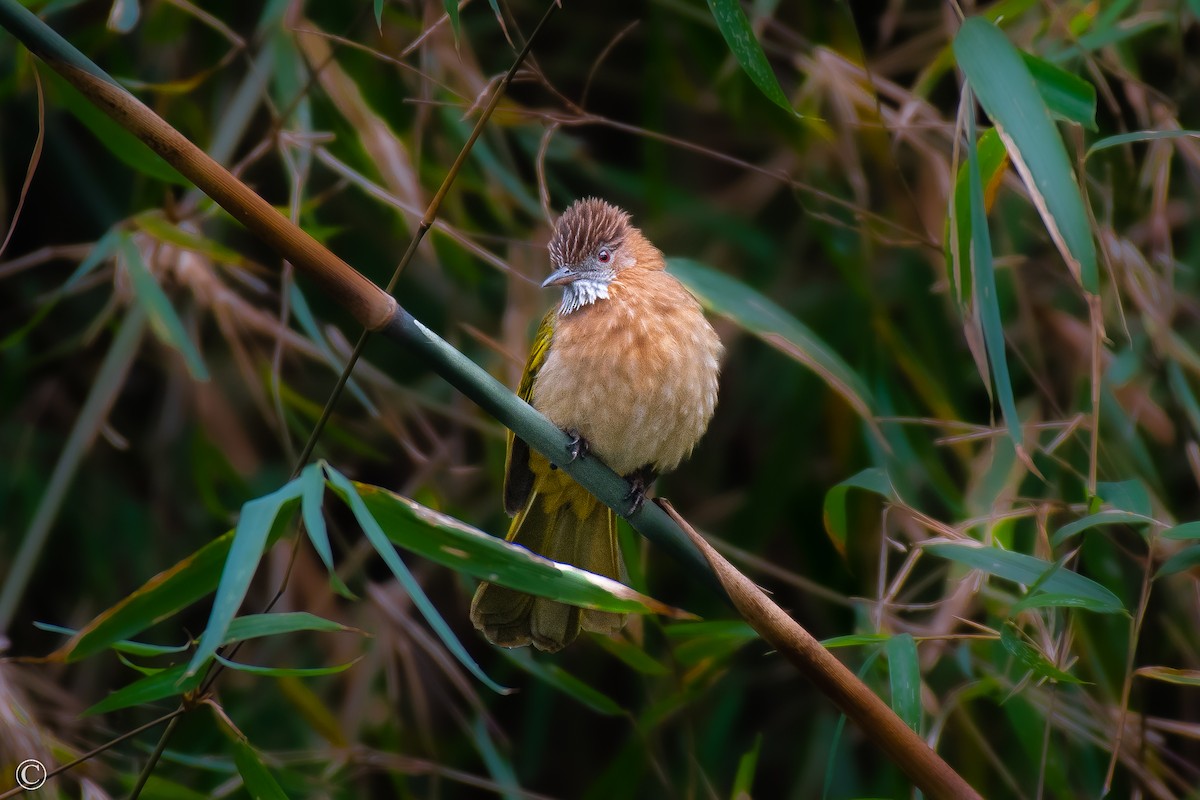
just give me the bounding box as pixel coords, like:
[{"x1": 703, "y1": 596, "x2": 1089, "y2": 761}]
[
  {"x1": 500, "y1": 649, "x2": 623, "y2": 716},
  {"x1": 820, "y1": 633, "x2": 891, "y2": 648},
  {"x1": 1051, "y1": 510, "x2": 1153, "y2": 547},
  {"x1": 822, "y1": 467, "x2": 895, "y2": 557},
  {"x1": 443, "y1": 0, "x2": 460, "y2": 46},
  {"x1": 955, "y1": 17, "x2": 1098, "y2": 293},
  {"x1": 732, "y1": 734, "x2": 763, "y2": 799},
  {"x1": 592, "y1": 634, "x2": 670, "y2": 677},
  {"x1": 298, "y1": 462, "x2": 355, "y2": 599},
  {"x1": 1086, "y1": 129, "x2": 1200, "y2": 158},
  {"x1": 44, "y1": 70, "x2": 188, "y2": 185},
  {"x1": 945, "y1": 127, "x2": 1008, "y2": 308},
  {"x1": 663, "y1": 620, "x2": 757, "y2": 639},
  {"x1": 132, "y1": 211, "x2": 245, "y2": 265},
  {"x1": 962, "y1": 94, "x2": 1024, "y2": 457},
  {"x1": 1021, "y1": 52, "x2": 1096, "y2": 129},
  {"x1": 185, "y1": 480, "x2": 304, "y2": 677},
  {"x1": 222, "y1": 612, "x2": 356, "y2": 644},
  {"x1": 665, "y1": 620, "x2": 758, "y2": 666},
  {"x1": 34, "y1": 621, "x2": 188, "y2": 657},
  {"x1": 213, "y1": 653, "x2": 361, "y2": 678},
  {"x1": 1163, "y1": 522, "x2": 1200, "y2": 540},
  {"x1": 354, "y1": 480, "x2": 688, "y2": 618},
  {"x1": 1134, "y1": 666, "x2": 1200, "y2": 687},
  {"x1": 1011, "y1": 592, "x2": 1117, "y2": 613},
  {"x1": 323, "y1": 467, "x2": 509, "y2": 694},
  {"x1": 886, "y1": 634, "x2": 922, "y2": 733},
  {"x1": 471, "y1": 716, "x2": 521, "y2": 800},
  {"x1": 118, "y1": 234, "x2": 210, "y2": 381},
  {"x1": 1155, "y1": 545, "x2": 1200, "y2": 579},
  {"x1": 51, "y1": 527, "x2": 232, "y2": 662},
  {"x1": 925, "y1": 542, "x2": 1125, "y2": 614},
  {"x1": 704, "y1": 0, "x2": 796, "y2": 116},
  {"x1": 1095, "y1": 479, "x2": 1152, "y2": 516},
  {"x1": 84, "y1": 663, "x2": 203, "y2": 716},
  {"x1": 668, "y1": 258, "x2": 878, "y2": 442},
  {"x1": 213, "y1": 710, "x2": 290, "y2": 800},
  {"x1": 373, "y1": 0, "x2": 384, "y2": 31},
  {"x1": 1000, "y1": 622, "x2": 1085, "y2": 684}
]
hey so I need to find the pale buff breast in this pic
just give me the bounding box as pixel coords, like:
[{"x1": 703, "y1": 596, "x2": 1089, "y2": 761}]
[{"x1": 530, "y1": 268, "x2": 723, "y2": 477}]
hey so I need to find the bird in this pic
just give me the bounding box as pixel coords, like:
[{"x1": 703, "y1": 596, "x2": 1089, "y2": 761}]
[{"x1": 470, "y1": 198, "x2": 723, "y2": 652}]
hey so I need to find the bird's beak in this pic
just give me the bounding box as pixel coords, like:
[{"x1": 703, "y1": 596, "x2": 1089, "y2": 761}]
[{"x1": 541, "y1": 266, "x2": 578, "y2": 288}]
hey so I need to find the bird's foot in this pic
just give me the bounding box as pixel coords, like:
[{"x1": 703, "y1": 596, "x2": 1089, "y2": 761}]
[
  {"x1": 565, "y1": 429, "x2": 590, "y2": 463},
  {"x1": 624, "y1": 467, "x2": 658, "y2": 516}
]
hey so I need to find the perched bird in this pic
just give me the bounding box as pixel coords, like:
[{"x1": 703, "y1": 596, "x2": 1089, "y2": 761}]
[{"x1": 470, "y1": 198, "x2": 723, "y2": 652}]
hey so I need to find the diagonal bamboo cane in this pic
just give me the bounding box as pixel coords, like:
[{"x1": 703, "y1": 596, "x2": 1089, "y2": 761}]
[{"x1": 0, "y1": 4, "x2": 982, "y2": 798}]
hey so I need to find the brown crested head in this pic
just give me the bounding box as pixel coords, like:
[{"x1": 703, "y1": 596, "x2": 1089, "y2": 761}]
[
  {"x1": 548, "y1": 198, "x2": 633, "y2": 269},
  {"x1": 543, "y1": 198, "x2": 664, "y2": 312}
]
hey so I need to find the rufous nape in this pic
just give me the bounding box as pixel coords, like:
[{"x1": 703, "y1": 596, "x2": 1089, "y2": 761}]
[{"x1": 470, "y1": 198, "x2": 723, "y2": 652}]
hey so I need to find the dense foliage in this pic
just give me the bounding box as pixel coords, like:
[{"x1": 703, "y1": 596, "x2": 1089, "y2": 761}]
[{"x1": 2, "y1": 1, "x2": 1199, "y2": 797}]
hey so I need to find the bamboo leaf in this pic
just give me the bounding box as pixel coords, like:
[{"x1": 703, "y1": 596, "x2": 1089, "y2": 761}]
[
  {"x1": 84, "y1": 663, "x2": 203, "y2": 716},
  {"x1": 323, "y1": 466, "x2": 509, "y2": 695},
  {"x1": 1000, "y1": 622, "x2": 1085, "y2": 684},
  {"x1": 704, "y1": 0, "x2": 796, "y2": 116},
  {"x1": 955, "y1": 17, "x2": 1098, "y2": 293},
  {"x1": 1134, "y1": 666, "x2": 1200, "y2": 687},
  {"x1": 118, "y1": 234, "x2": 209, "y2": 381},
  {"x1": 886, "y1": 634, "x2": 922, "y2": 733},
  {"x1": 925, "y1": 542, "x2": 1125, "y2": 614},
  {"x1": 355, "y1": 479, "x2": 691, "y2": 618},
  {"x1": 823, "y1": 467, "x2": 895, "y2": 557},
  {"x1": 500, "y1": 649, "x2": 623, "y2": 716},
  {"x1": 185, "y1": 480, "x2": 304, "y2": 677}
]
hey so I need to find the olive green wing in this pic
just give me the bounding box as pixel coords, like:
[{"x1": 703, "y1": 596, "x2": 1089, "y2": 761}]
[{"x1": 503, "y1": 307, "x2": 556, "y2": 516}]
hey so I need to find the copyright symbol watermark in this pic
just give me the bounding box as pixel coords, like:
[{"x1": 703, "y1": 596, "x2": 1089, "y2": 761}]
[{"x1": 14, "y1": 759, "x2": 47, "y2": 791}]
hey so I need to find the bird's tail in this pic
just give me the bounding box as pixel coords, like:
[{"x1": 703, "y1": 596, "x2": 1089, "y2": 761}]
[{"x1": 470, "y1": 481, "x2": 626, "y2": 652}]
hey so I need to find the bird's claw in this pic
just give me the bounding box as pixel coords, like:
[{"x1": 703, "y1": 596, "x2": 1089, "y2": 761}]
[
  {"x1": 625, "y1": 475, "x2": 649, "y2": 516},
  {"x1": 566, "y1": 429, "x2": 590, "y2": 463}
]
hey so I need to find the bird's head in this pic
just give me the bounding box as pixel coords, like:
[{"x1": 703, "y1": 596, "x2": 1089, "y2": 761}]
[{"x1": 545, "y1": 198, "x2": 656, "y2": 314}]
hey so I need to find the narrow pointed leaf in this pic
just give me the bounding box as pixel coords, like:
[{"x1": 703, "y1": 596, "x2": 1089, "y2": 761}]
[
  {"x1": 823, "y1": 467, "x2": 895, "y2": 556},
  {"x1": 500, "y1": 649, "x2": 623, "y2": 716},
  {"x1": 1000, "y1": 622, "x2": 1085, "y2": 684},
  {"x1": 1134, "y1": 666, "x2": 1200, "y2": 687},
  {"x1": 1163, "y1": 522, "x2": 1200, "y2": 540},
  {"x1": 222, "y1": 612, "x2": 358, "y2": 644},
  {"x1": 186, "y1": 480, "x2": 304, "y2": 676},
  {"x1": 963, "y1": 99, "x2": 1024, "y2": 456},
  {"x1": 355, "y1": 481, "x2": 690, "y2": 617},
  {"x1": 925, "y1": 542, "x2": 1125, "y2": 614},
  {"x1": 214, "y1": 653, "x2": 361, "y2": 677},
  {"x1": 322, "y1": 466, "x2": 509, "y2": 694},
  {"x1": 1020, "y1": 52, "x2": 1096, "y2": 129},
  {"x1": 705, "y1": 0, "x2": 796, "y2": 116},
  {"x1": 886, "y1": 633, "x2": 922, "y2": 733},
  {"x1": 84, "y1": 663, "x2": 203, "y2": 716},
  {"x1": 118, "y1": 234, "x2": 209, "y2": 381},
  {"x1": 34, "y1": 621, "x2": 188, "y2": 657},
  {"x1": 955, "y1": 17, "x2": 1098, "y2": 292},
  {"x1": 1155, "y1": 545, "x2": 1200, "y2": 579},
  {"x1": 1051, "y1": 510, "x2": 1153, "y2": 546},
  {"x1": 214, "y1": 713, "x2": 289, "y2": 800}
]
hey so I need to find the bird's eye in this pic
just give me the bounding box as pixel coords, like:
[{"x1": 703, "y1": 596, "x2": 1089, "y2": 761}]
[{"x1": 597, "y1": 247, "x2": 611, "y2": 264}]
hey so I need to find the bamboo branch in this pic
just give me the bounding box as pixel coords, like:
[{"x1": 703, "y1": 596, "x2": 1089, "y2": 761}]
[{"x1": 0, "y1": 4, "x2": 982, "y2": 797}]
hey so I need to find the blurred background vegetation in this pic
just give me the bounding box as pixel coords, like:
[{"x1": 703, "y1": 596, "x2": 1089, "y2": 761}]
[{"x1": 2, "y1": 0, "x2": 1200, "y2": 797}]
